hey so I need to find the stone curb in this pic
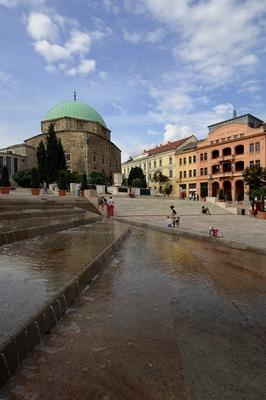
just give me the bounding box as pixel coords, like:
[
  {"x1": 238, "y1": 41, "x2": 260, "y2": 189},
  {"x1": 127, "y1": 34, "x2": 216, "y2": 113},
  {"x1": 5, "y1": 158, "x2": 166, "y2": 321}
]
[
  {"x1": 0, "y1": 216, "x2": 101, "y2": 247},
  {"x1": 0, "y1": 226, "x2": 130, "y2": 388},
  {"x1": 115, "y1": 217, "x2": 266, "y2": 278}
]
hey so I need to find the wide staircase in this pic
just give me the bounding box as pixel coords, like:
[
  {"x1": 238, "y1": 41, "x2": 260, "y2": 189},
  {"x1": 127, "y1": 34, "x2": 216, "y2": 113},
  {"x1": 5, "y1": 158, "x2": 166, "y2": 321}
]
[
  {"x1": 114, "y1": 197, "x2": 231, "y2": 218},
  {"x1": 0, "y1": 196, "x2": 101, "y2": 246}
]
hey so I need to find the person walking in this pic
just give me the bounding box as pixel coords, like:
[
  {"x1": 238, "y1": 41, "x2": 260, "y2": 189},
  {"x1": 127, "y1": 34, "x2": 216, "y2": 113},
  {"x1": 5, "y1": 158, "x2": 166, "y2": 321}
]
[{"x1": 107, "y1": 196, "x2": 114, "y2": 218}]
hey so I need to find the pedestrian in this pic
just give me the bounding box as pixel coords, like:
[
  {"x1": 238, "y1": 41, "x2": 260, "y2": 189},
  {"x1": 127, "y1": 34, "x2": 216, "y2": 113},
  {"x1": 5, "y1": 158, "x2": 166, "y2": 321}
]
[
  {"x1": 189, "y1": 193, "x2": 192, "y2": 201},
  {"x1": 107, "y1": 196, "x2": 114, "y2": 218},
  {"x1": 170, "y1": 205, "x2": 180, "y2": 228},
  {"x1": 76, "y1": 183, "x2": 81, "y2": 197},
  {"x1": 166, "y1": 215, "x2": 172, "y2": 228},
  {"x1": 43, "y1": 181, "x2": 48, "y2": 195}
]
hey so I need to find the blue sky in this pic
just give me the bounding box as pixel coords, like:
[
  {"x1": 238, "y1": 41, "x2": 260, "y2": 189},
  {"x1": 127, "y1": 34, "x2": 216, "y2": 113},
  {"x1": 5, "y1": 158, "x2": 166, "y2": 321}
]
[{"x1": 0, "y1": 0, "x2": 266, "y2": 161}]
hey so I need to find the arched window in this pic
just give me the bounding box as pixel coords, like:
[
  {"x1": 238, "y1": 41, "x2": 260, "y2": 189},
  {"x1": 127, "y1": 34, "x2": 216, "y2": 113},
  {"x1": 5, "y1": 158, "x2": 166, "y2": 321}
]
[
  {"x1": 223, "y1": 147, "x2": 231, "y2": 156},
  {"x1": 212, "y1": 149, "x2": 219, "y2": 159},
  {"x1": 235, "y1": 145, "x2": 244, "y2": 155},
  {"x1": 235, "y1": 161, "x2": 244, "y2": 171}
]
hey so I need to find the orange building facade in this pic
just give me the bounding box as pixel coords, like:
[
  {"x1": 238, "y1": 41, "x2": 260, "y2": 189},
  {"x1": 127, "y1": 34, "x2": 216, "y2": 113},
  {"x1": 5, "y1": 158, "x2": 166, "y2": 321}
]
[{"x1": 196, "y1": 114, "x2": 266, "y2": 201}]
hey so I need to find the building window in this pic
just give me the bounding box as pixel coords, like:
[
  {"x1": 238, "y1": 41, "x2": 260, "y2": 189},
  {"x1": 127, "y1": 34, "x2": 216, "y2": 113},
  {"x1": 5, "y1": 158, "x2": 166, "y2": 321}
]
[
  {"x1": 169, "y1": 170, "x2": 173, "y2": 178},
  {"x1": 204, "y1": 167, "x2": 208, "y2": 175},
  {"x1": 200, "y1": 153, "x2": 203, "y2": 161},
  {"x1": 180, "y1": 171, "x2": 182, "y2": 179},
  {"x1": 255, "y1": 160, "x2": 260, "y2": 166},
  {"x1": 179, "y1": 158, "x2": 182, "y2": 166},
  {"x1": 183, "y1": 157, "x2": 186, "y2": 165},
  {"x1": 65, "y1": 153, "x2": 71, "y2": 161},
  {"x1": 189, "y1": 156, "x2": 192, "y2": 164},
  {"x1": 92, "y1": 154, "x2": 97, "y2": 162},
  {"x1": 193, "y1": 169, "x2": 196, "y2": 177},
  {"x1": 154, "y1": 160, "x2": 156, "y2": 168},
  {"x1": 148, "y1": 162, "x2": 151, "y2": 168},
  {"x1": 169, "y1": 156, "x2": 172, "y2": 165},
  {"x1": 249, "y1": 161, "x2": 254, "y2": 167},
  {"x1": 5, "y1": 157, "x2": 11, "y2": 173},
  {"x1": 115, "y1": 163, "x2": 118, "y2": 170},
  {"x1": 159, "y1": 159, "x2": 162, "y2": 167},
  {"x1": 255, "y1": 142, "x2": 260, "y2": 152},
  {"x1": 184, "y1": 171, "x2": 187, "y2": 178},
  {"x1": 110, "y1": 161, "x2": 112, "y2": 167},
  {"x1": 0, "y1": 156, "x2": 3, "y2": 168},
  {"x1": 249, "y1": 143, "x2": 254, "y2": 152},
  {"x1": 102, "y1": 158, "x2": 104, "y2": 165},
  {"x1": 189, "y1": 170, "x2": 192, "y2": 177},
  {"x1": 149, "y1": 173, "x2": 151, "y2": 180},
  {"x1": 193, "y1": 155, "x2": 196, "y2": 163},
  {"x1": 200, "y1": 168, "x2": 203, "y2": 176},
  {"x1": 144, "y1": 163, "x2": 146, "y2": 170},
  {"x1": 204, "y1": 153, "x2": 207, "y2": 160}
]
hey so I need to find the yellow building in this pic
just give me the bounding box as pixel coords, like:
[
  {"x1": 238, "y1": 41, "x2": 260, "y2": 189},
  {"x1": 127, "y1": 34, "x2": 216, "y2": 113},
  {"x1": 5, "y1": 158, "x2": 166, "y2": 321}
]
[
  {"x1": 175, "y1": 141, "x2": 198, "y2": 199},
  {"x1": 122, "y1": 136, "x2": 197, "y2": 195}
]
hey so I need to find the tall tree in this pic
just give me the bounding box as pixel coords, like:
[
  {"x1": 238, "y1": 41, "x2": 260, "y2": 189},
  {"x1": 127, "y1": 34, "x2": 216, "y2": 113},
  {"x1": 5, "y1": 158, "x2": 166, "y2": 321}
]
[
  {"x1": 57, "y1": 138, "x2": 67, "y2": 172},
  {"x1": 46, "y1": 124, "x2": 59, "y2": 183},
  {"x1": 128, "y1": 167, "x2": 147, "y2": 188},
  {"x1": 36, "y1": 140, "x2": 47, "y2": 182}
]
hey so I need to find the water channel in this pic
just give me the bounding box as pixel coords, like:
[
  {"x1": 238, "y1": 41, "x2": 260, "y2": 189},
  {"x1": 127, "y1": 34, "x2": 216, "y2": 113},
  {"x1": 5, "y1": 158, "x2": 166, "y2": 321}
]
[{"x1": 1, "y1": 227, "x2": 266, "y2": 399}]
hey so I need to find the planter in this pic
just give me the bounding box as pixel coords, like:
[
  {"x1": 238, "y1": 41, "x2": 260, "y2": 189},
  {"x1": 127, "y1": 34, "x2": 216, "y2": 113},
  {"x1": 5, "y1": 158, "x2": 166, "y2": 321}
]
[
  {"x1": 0, "y1": 186, "x2": 10, "y2": 194},
  {"x1": 31, "y1": 188, "x2": 40, "y2": 196},
  {"x1": 58, "y1": 189, "x2": 66, "y2": 197},
  {"x1": 257, "y1": 211, "x2": 266, "y2": 220},
  {"x1": 80, "y1": 191, "x2": 84, "y2": 197}
]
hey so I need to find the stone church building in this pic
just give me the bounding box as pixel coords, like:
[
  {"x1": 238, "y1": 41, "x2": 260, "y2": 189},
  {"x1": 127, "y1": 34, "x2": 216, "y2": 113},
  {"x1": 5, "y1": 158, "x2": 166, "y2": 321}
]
[{"x1": 25, "y1": 100, "x2": 121, "y2": 178}]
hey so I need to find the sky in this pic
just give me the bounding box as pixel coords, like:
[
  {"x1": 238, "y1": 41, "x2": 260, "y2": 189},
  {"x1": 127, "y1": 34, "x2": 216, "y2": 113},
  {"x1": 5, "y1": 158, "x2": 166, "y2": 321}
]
[{"x1": 0, "y1": 0, "x2": 266, "y2": 162}]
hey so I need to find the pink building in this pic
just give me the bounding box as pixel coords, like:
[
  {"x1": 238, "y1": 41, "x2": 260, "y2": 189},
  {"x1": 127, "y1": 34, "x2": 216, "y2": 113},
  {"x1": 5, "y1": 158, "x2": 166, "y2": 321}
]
[{"x1": 196, "y1": 114, "x2": 266, "y2": 200}]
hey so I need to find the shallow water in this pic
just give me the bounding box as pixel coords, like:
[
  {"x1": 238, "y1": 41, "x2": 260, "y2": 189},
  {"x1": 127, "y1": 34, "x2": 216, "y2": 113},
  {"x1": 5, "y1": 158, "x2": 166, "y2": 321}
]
[
  {"x1": 1, "y1": 228, "x2": 266, "y2": 399},
  {"x1": 0, "y1": 221, "x2": 125, "y2": 343}
]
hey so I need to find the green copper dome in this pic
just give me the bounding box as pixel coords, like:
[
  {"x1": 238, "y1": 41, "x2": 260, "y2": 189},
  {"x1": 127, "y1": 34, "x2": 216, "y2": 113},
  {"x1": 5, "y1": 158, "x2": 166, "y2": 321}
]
[{"x1": 43, "y1": 100, "x2": 106, "y2": 128}]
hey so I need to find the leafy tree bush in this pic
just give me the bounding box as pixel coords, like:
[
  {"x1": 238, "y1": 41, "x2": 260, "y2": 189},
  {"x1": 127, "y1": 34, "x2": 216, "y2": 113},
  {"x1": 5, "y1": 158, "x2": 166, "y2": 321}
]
[
  {"x1": 128, "y1": 167, "x2": 147, "y2": 188},
  {"x1": 13, "y1": 169, "x2": 32, "y2": 188},
  {"x1": 243, "y1": 165, "x2": 266, "y2": 211},
  {"x1": 30, "y1": 168, "x2": 41, "y2": 188},
  {"x1": 80, "y1": 173, "x2": 88, "y2": 191},
  {"x1": 88, "y1": 171, "x2": 106, "y2": 185},
  {"x1": 152, "y1": 171, "x2": 168, "y2": 185},
  {"x1": 0, "y1": 166, "x2": 11, "y2": 187},
  {"x1": 57, "y1": 170, "x2": 68, "y2": 190},
  {"x1": 131, "y1": 178, "x2": 142, "y2": 187},
  {"x1": 37, "y1": 123, "x2": 67, "y2": 184}
]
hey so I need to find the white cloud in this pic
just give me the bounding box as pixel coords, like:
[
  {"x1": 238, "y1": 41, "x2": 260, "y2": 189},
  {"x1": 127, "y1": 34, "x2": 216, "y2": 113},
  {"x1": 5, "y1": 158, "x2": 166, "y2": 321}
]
[
  {"x1": 66, "y1": 59, "x2": 96, "y2": 76},
  {"x1": 99, "y1": 71, "x2": 108, "y2": 80},
  {"x1": 0, "y1": 70, "x2": 14, "y2": 86},
  {"x1": 103, "y1": 0, "x2": 120, "y2": 15},
  {"x1": 126, "y1": 0, "x2": 266, "y2": 86},
  {"x1": 163, "y1": 123, "x2": 190, "y2": 143},
  {"x1": 44, "y1": 64, "x2": 56, "y2": 73},
  {"x1": 147, "y1": 129, "x2": 160, "y2": 136},
  {"x1": 27, "y1": 12, "x2": 59, "y2": 42}
]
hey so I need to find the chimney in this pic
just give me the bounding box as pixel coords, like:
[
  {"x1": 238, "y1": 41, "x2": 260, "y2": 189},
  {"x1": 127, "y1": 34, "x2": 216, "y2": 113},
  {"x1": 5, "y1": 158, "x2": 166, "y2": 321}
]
[
  {"x1": 167, "y1": 141, "x2": 171, "y2": 144},
  {"x1": 160, "y1": 144, "x2": 162, "y2": 147},
  {"x1": 233, "y1": 109, "x2": 237, "y2": 118}
]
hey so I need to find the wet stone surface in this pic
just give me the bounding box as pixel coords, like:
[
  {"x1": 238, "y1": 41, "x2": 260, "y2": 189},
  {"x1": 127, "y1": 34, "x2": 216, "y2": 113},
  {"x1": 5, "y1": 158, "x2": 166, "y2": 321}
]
[
  {"x1": 0, "y1": 221, "x2": 126, "y2": 345},
  {"x1": 1, "y1": 228, "x2": 266, "y2": 399}
]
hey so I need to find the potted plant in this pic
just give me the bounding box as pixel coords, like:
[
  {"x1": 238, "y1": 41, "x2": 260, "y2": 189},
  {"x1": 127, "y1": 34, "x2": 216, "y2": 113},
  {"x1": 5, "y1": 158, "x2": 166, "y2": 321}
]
[
  {"x1": 30, "y1": 168, "x2": 41, "y2": 195},
  {"x1": 80, "y1": 173, "x2": 88, "y2": 197},
  {"x1": 0, "y1": 166, "x2": 11, "y2": 194},
  {"x1": 57, "y1": 170, "x2": 68, "y2": 196}
]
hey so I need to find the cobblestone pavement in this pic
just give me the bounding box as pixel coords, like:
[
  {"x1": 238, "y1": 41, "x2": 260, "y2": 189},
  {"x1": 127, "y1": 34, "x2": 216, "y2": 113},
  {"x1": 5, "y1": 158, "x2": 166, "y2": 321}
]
[
  {"x1": 1, "y1": 229, "x2": 266, "y2": 400},
  {"x1": 113, "y1": 197, "x2": 266, "y2": 253}
]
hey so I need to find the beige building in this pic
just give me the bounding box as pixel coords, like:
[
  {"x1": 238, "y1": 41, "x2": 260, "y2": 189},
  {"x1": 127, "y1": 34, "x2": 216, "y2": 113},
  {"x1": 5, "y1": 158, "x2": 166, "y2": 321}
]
[
  {"x1": 122, "y1": 136, "x2": 197, "y2": 195},
  {"x1": 0, "y1": 143, "x2": 37, "y2": 182},
  {"x1": 175, "y1": 141, "x2": 198, "y2": 198},
  {"x1": 25, "y1": 100, "x2": 121, "y2": 179}
]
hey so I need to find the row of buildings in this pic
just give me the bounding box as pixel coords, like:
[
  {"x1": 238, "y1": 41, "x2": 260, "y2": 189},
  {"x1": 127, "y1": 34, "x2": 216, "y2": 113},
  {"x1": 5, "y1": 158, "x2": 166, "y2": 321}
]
[
  {"x1": 0, "y1": 99, "x2": 121, "y2": 182},
  {"x1": 122, "y1": 113, "x2": 266, "y2": 200}
]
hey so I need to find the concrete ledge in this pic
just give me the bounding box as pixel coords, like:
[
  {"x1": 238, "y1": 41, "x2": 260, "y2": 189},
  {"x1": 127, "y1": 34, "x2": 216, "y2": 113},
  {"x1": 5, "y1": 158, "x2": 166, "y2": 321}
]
[
  {"x1": 115, "y1": 217, "x2": 266, "y2": 274},
  {"x1": 0, "y1": 226, "x2": 130, "y2": 387},
  {"x1": 0, "y1": 216, "x2": 102, "y2": 246}
]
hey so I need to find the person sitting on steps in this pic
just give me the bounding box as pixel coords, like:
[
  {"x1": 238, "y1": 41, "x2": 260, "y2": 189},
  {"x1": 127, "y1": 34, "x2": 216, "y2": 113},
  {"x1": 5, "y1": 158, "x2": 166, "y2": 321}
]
[{"x1": 202, "y1": 205, "x2": 211, "y2": 215}]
